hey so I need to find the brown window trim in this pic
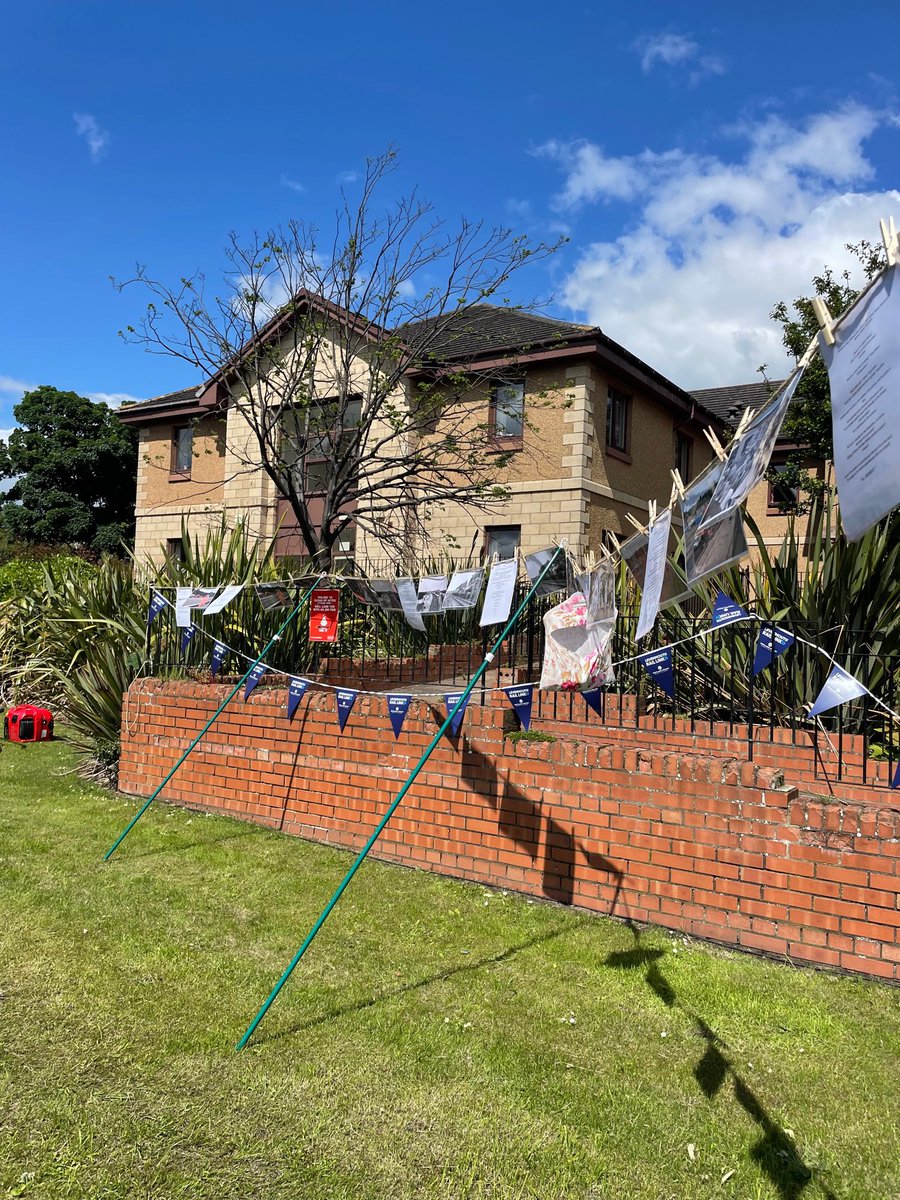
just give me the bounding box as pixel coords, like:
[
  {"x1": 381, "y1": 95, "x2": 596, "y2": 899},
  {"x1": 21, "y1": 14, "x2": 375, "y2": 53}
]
[
  {"x1": 488, "y1": 380, "x2": 525, "y2": 445},
  {"x1": 170, "y1": 425, "x2": 193, "y2": 482},
  {"x1": 486, "y1": 434, "x2": 524, "y2": 454},
  {"x1": 605, "y1": 445, "x2": 633, "y2": 465},
  {"x1": 605, "y1": 386, "x2": 632, "y2": 457}
]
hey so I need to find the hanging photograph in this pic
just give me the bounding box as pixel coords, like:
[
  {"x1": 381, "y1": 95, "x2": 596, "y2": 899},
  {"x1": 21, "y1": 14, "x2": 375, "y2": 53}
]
[
  {"x1": 620, "y1": 525, "x2": 689, "y2": 609},
  {"x1": 442, "y1": 568, "x2": 485, "y2": 610},
  {"x1": 576, "y1": 562, "x2": 617, "y2": 626},
  {"x1": 396, "y1": 577, "x2": 426, "y2": 631},
  {"x1": 368, "y1": 579, "x2": 405, "y2": 612},
  {"x1": 255, "y1": 583, "x2": 292, "y2": 611},
  {"x1": 681, "y1": 460, "x2": 748, "y2": 586},
  {"x1": 697, "y1": 368, "x2": 804, "y2": 530},
  {"x1": 415, "y1": 575, "x2": 448, "y2": 614},
  {"x1": 524, "y1": 547, "x2": 567, "y2": 597}
]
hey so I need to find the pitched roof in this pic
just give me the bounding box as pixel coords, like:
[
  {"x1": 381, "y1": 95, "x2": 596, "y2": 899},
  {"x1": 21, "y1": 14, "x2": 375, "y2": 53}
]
[
  {"x1": 400, "y1": 305, "x2": 596, "y2": 361},
  {"x1": 119, "y1": 386, "x2": 198, "y2": 415},
  {"x1": 690, "y1": 380, "x2": 785, "y2": 427}
]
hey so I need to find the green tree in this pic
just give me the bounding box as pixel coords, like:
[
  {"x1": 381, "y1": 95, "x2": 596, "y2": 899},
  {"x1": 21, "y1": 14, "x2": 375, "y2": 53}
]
[
  {"x1": 0, "y1": 386, "x2": 138, "y2": 551},
  {"x1": 766, "y1": 240, "x2": 886, "y2": 505}
]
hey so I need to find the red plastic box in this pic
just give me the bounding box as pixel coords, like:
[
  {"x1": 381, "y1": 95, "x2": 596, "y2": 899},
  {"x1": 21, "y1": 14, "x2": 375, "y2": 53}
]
[{"x1": 4, "y1": 705, "x2": 54, "y2": 743}]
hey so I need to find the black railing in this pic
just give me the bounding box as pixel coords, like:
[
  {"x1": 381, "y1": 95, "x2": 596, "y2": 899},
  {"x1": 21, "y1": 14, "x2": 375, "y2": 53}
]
[{"x1": 147, "y1": 586, "x2": 900, "y2": 791}]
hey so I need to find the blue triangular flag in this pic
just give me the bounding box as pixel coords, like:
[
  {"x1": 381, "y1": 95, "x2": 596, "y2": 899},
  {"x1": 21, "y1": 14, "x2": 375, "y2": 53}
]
[
  {"x1": 502, "y1": 684, "x2": 534, "y2": 730},
  {"x1": 444, "y1": 691, "x2": 470, "y2": 737},
  {"x1": 582, "y1": 688, "x2": 605, "y2": 718},
  {"x1": 210, "y1": 641, "x2": 227, "y2": 679},
  {"x1": 387, "y1": 694, "x2": 412, "y2": 739},
  {"x1": 752, "y1": 625, "x2": 795, "y2": 675},
  {"x1": 244, "y1": 662, "x2": 267, "y2": 700},
  {"x1": 711, "y1": 591, "x2": 749, "y2": 628},
  {"x1": 147, "y1": 591, "x2": 167, "y2": 626},
  {"x1": 336, "y1": 688, "x2": 358, "y2": 731},
  {"x1": 180, "y1": 626, "x2": 195, "y2": 656},
  {"x1": 808, "y1": 665, "x2": 867, "y2": 718},
  {"x1": 892, "y1": 761, "x2": 900, "y2": 790},
  {"x1": 287, "y1": 676, "x2": 310, "y2": 720},
  {"x1": 638, "y1": 646, "x2": 675, "y2": 698}
]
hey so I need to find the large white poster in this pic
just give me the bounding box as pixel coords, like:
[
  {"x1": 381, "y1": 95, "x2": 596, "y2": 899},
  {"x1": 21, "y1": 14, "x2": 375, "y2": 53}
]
[
  {"x1": 636, "y1": 507, "x2": 672, "y2": 641},
  {"x1": 698, "y1": 369, "x2": 804, "y2": 530},
  {"x1": 396, "y1": 577, "x2": 426, "y2": 631},
  {"x1": 823, "y1": 263, "x2": 900, "y2": 540},
  {"x1": 479, "y1": 558, "x2": 518, "y2": 626}
]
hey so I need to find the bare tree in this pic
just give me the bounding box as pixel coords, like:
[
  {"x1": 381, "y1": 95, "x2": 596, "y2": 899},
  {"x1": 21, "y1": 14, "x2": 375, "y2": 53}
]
[{"x1": 117, "y1": 149, "x2": 565, "y2": 570}]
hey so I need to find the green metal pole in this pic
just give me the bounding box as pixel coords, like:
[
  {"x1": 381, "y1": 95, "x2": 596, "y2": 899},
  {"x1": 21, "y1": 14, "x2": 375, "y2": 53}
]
[
  {"x1": 104, "y1": 576, "x2": 324, "y2": 862},
  {"x1": 235, "y1": 546, "x2": 563, "y2": 1051}
]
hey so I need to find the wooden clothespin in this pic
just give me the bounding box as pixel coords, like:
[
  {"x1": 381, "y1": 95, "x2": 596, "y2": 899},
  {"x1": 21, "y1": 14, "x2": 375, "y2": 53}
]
[
  {"x1": 648, "y1": 499, "x2": 657, "y2": 527},
  {"x1": 625, "y1": 512, "x2": 647, "y2": 535},
  {"x1": 703, "y1": 426, "x2": 728, "y2": 463},
  {"x1": 733, "y1": 407, "x2": 754, "y2": 441},
  {"x1": 798, "y1": 335, "x2": 819, "y2": 369},
  {"x1": 670, "y1": 469, "x2": 685, "y2": 500},
  {"x1": 811, "y1": 296, "x2": 836, "y2": 347},
  {"x1": 880, "y1": 215, "x2": 898, "y2": 267}
]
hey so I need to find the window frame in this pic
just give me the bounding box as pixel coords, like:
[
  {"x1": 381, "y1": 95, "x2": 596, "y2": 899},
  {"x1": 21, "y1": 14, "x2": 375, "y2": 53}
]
[
  {"x1": 170, "y1": 425, "x2": 194, "y2": 480},
  {"x1": 484, "y1": 524, "x2": 521, "y2": 561},
  {"x1": 674, "y1": 430, "x2": 692, "y2": 483},
  {"x1": 281, "y1": 394, "x2": 362, "y2": 498},
  {"x1": 605, "y1": 386, "x2": 631, "y2": 460},
  {"x1": 767, "y1": 460, "x2": 800, "y2": 514},
  {"x1": 488, "y1": 380, "x2": 525, "y2": 448}
]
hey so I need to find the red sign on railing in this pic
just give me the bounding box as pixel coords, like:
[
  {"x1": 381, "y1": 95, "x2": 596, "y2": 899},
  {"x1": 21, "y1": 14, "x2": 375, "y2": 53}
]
[{"x1": 309, "y1": 588, "x2": 340, "y2": 643}]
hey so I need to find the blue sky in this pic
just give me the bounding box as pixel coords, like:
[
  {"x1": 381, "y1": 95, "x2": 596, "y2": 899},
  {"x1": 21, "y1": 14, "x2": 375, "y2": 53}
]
[{"x1": 2, "y1": 0, "x2": 899, "y2": 435}]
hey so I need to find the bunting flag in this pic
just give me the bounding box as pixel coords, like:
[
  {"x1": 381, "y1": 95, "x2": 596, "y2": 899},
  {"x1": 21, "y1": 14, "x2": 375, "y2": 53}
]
[
  {"x1": 711, "y1": 591, "x2": 749, "y2": 628},
  {"x1": 638, "y1": 647, "x2": 675, "y2": 698},
  {"x1": 244, "y1": 663, "x2": 267, "y2": 700},
  {"x1": 891, "y1": 761, "x2": 900, "y2": 790},
  {"x1": 210, "y1": 641, "x2": 228, "y2": 679},
  {"x1": 808, "y1": 665, "x2": 867, "y2": 718},
  {"x1": 287, "y1": 676, "x2": 310, "y2": 720},
  {"x1": 147, "y1": 591, "x2": 167, "y2": 626},
  {"x1": 179, "y1": 626, "x2": 195, "y2": 656},
  {"x1": 387, "y1": 693, "x2": 413, "y2": 739},
  {"x1": 752, "y1": 625, "x2": 795, "y2": 675},
  {"x1": 444, "y1": 691, "x2": 470, "y2": 737},
  {"x1": 502, "y1": 684, "x2": 534, "y2": 730},
  {"x1": 582, "y1": 688, "x2": 605, "y2": 718},
  {"x1": 336, "y1": 688, "x2": 358, "y2": 731}
]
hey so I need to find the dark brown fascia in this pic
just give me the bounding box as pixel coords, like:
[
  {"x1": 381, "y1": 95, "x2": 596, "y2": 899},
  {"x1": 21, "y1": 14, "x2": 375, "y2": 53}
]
[{"x1": 118, "y1": 390, "x2": 217, "y2": 426}]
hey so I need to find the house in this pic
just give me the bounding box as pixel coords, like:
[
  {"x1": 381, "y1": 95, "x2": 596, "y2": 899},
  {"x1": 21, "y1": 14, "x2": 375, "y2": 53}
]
[{"x1": 119, "y1": 298, "x2": 729, "y2": 569}]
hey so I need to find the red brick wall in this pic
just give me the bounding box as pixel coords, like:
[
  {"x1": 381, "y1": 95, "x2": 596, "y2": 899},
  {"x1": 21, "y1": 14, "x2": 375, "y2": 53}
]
[{"x1": 119, "y1": 680, "x2": 900, "y2": 981}]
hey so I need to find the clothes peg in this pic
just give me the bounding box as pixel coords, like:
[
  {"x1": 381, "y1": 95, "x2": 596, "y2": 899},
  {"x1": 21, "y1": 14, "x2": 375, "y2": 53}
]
[
  {"x1": 811, "y1": 296, "x2": 836, "y2": 347},
  {"x1": 670, "y1": 469, "x2": 686, "y2": 500},
  {"x1": 880, "y1": 216, "x2": 898, "y2": 267},
  {"x1": 703, "y1": 427, "x2": 728, "y2": 462}
]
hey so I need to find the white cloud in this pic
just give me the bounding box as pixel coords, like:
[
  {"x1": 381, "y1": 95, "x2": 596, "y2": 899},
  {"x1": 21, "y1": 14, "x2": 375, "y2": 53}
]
[
  {"x1": 280, "y1": 174, "x2": 305, "y2": 193},
  {"x1": 634, "y1": 32, "x2": 725, "y2": 81},
  {"x1": 88, "y1": 391, "x2": 143, "y2": 408},
  {"x1": 0, "y1": 428, "x2": 13, "y2": 443},
  {"x1": 0, "y1": 375, "x2": 34, "y2": 403},
  {"x1": 336, "y1": 170, "x2": 360, "y2": 185},
  {"x1": 73, "y1": 112, "x2": 110, "y2": 162},
  {"x1": 543, "y1": 105, "x2": 900, "y2": 387}
]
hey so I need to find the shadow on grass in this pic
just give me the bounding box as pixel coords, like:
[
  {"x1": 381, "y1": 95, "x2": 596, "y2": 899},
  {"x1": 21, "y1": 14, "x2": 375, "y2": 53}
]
[
  {"x1": 253, "y1": 917, "x2": 590, "y2": 1046},
  {"x1": 603, "y1": 932, "x2": 838, "y2": 1200}
]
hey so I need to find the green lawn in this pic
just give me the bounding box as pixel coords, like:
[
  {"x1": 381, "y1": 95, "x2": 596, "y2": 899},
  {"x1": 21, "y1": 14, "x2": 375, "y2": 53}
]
[{"x1": 1, "y1": 738, "x2": 899, "y2": 1200}]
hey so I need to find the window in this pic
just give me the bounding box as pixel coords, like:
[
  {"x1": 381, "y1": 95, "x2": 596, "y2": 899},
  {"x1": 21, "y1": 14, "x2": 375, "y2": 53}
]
[
  {"x1": 674, "y1": 431, "x2": 692, "y2": 482},
  {"x1": 282, "y1": 396, "x2": 362, "y2": 495},
  {"x1": 768, "y1": 462, "x2": 799, "y2": 512},
  {"x1": 489, "y1": 382, "x2": 525, "y2": 441},
  {"x1": 171, "y1": 426, "x2": 193, "y2": 477},
  {"x1": 606, "y1": 387, "x2": 630, "y2": 454},
  {"x1": 485, "y1": 525, "x2": 521, "y2": 560},
  {"x1": 165, "y1": 537, "x2": 185, "y2": 562}
]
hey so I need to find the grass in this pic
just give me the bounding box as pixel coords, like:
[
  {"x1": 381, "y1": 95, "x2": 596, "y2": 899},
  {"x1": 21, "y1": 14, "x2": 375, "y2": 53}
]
[{"x1": 1, "y1": 739, "x2": 899, "y2": 1199}]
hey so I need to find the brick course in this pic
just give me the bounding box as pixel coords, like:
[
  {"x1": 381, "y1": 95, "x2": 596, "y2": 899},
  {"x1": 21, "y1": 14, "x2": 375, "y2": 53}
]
[{"x1": 119, "y1": 679, "x2": 900, "y2": 981}]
